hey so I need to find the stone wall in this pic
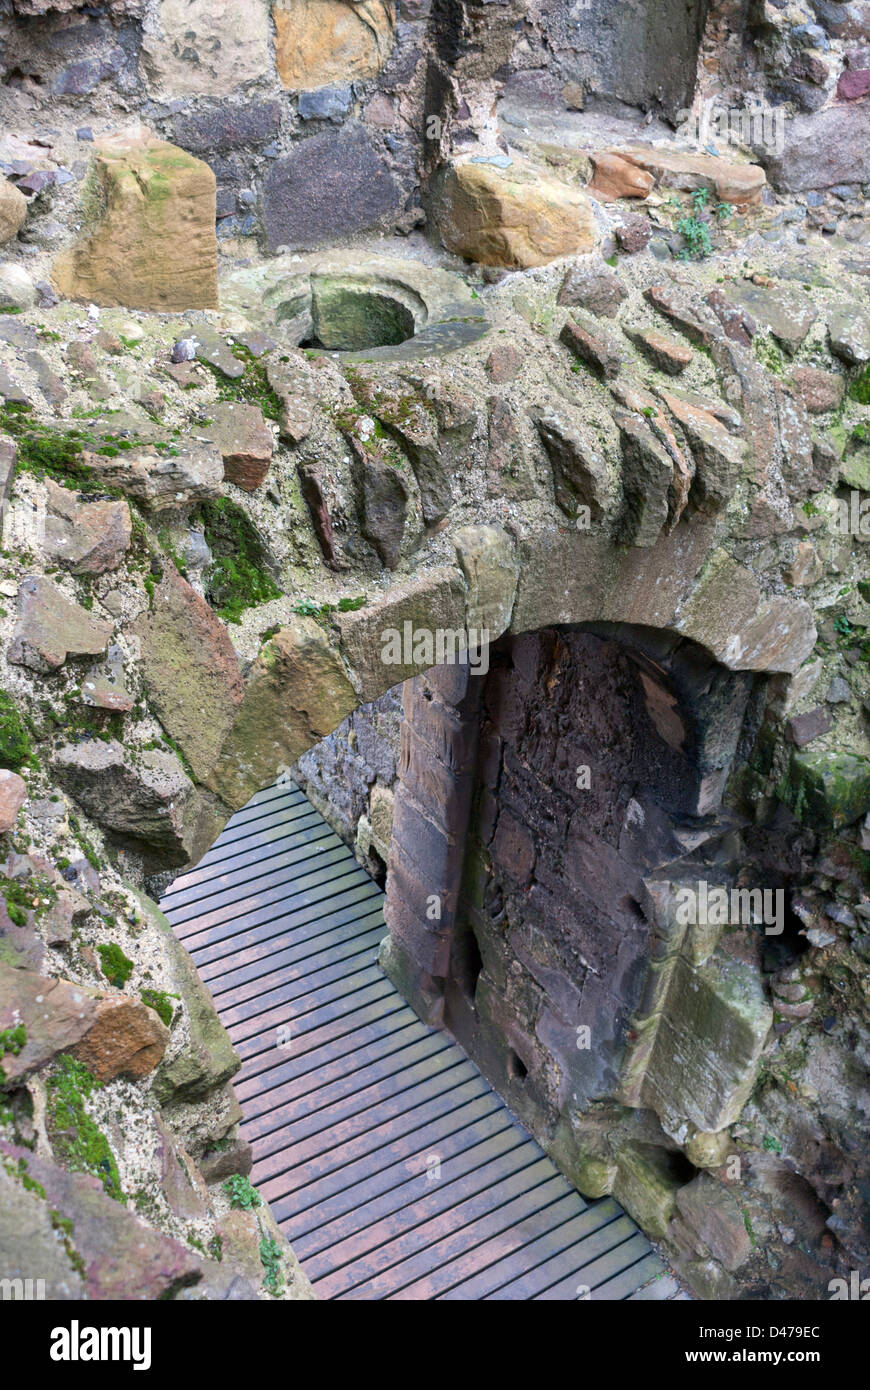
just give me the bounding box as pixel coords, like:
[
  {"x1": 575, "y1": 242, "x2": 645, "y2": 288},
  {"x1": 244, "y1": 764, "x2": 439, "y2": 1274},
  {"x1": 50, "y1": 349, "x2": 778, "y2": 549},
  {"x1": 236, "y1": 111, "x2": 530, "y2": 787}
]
[
  {"x1": 2, "y1": 0, "x2": 870, "y2": 272},
  {"x1": 291, "y1": 685, "x2": 402, "y2": 878},
  {"x1": 381, "y1": 624, "x2": 870, "y2": 1298}
]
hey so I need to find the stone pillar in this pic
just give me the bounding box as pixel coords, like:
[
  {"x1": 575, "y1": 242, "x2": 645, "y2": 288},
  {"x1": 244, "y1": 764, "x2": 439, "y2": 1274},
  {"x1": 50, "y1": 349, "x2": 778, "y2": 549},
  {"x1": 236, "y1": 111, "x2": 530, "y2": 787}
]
[{"x1": 380, "y1": 659, "x2": 483, "y2": 1024}]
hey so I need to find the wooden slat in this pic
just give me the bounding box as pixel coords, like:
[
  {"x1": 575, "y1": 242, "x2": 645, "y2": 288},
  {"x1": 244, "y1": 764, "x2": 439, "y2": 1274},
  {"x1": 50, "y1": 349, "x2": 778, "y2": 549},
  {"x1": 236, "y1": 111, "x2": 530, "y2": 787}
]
[{"x1": 161, "y1": 780, "x2": 681, "y2": 1301}]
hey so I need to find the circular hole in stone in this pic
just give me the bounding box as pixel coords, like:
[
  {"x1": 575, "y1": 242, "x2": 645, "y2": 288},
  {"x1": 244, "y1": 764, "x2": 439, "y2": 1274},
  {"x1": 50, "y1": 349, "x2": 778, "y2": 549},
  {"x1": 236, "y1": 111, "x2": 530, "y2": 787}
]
[{"x1": 301, "y1": 277, "x2": 420, "y2": 352}]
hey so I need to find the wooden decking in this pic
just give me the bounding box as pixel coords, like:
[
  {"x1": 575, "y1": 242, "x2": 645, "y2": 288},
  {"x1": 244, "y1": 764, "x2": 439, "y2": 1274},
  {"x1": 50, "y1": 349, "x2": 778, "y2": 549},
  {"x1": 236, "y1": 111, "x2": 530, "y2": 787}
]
[{"x1": 161, "y1": 780, "x2": 684, "y2": 1301}]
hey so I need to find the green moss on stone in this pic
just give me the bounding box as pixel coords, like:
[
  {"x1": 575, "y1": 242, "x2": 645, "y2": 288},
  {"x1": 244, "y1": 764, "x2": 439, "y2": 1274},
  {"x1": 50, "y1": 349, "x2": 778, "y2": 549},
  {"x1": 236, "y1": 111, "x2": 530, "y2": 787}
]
[
  {"x1": 0, "y1": 691, "x2": 33, "y2": 772},
  {"x1": 96, "y1": 941, "x2": 134, "y2": 990},
  {"x1": 139, "y1": 988, "x2": 177, "y2": 1027},
  {"x1": 197, "y1": 497, "x2": 281, "y2": 624},
  {"x1": 849, "y1": 363, "x2": 870, "y2": 404},
  {"x1": 777, "y1": 749, "x2": 870, "y2": 830},
  {"x1": 45, "y1": 1055, "x2": 123, "y2": 1202}
]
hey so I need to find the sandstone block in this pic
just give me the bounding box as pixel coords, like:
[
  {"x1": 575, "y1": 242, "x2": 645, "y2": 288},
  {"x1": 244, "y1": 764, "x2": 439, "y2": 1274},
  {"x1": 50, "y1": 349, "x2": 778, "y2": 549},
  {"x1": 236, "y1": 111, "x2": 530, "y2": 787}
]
[{"x1": 52, "y1": 131, "x2": 218, "y2": 311}]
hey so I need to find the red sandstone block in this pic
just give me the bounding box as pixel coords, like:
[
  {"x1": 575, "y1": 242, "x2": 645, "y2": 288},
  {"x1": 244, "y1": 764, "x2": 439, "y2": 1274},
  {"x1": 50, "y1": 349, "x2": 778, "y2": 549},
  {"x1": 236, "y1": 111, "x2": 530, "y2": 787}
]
[
  {"x1": 386, "y1": 839, "x2": 461, "y2": 924},
  {"x1": 399, "y1": 724, "x2": 475, "y2": 832},
  {"x1": 401, "y1": 688, "x2": 480, "y2": 773}
]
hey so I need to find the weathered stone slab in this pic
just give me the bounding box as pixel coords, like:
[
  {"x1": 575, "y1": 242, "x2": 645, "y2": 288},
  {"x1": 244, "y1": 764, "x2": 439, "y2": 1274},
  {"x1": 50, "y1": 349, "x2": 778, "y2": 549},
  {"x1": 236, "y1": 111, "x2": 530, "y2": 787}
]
[
  {"x1": 0, "y1": 770, "x2": 26, "y2": 833},
  {"x1": 558, "y1": 259, "x2": 627, "y2": 318},
  {"x1": 263, "y1": 124, "x2": 403, "y2": 251},
  {"x1": 44, "y1": 480, "x2": 131, "y2": 575},
  {"x1": 135, "y1": 892, "x2": 240, "y2": 1105},
  {"x1": 133, "y1": 564, "x2": 244, "y2": 783},
  {"x1": 52, "y1": 740, "x2": 202, "y2": 862},
  {"x1": 675, "y1": 1173, "x2": 752, "y2": 1271},
  {"x1": 0, "y1": 179, "x2": 27, "y2": 245},
  {"x1": 200, "y1": 402, "x2": 274, "y2": 491},
  {"x1": 0, "y1": 962, "x2": 168, "y2": 1085},
  {"x1": 0, "y1": 1140, "x2": 204, "y2": 1300},
  {"x1": 142, "y1": 0, "x2": 275, "y2": 97},
  {"x1": 614, "y1": 147, "x2": 766, "y2": 207},
  {"x1": 642, "y1": 954, "x2": 772, "y2": 1131},
  {"x1": 723, "y1": 283, "x2": 817, "y2": 354},
  {"x1": 8, "y1": 577, "x2": 113, "y2": 674},
  {"x1": 52, "y1": 132, "x2": 218, "y2": 311},
  {"x1": 432, "y1": 155, "x2": 598, "y2": 269},
  {"x1": 82, "y1": 443, "x2": 223, "y2": 512}
]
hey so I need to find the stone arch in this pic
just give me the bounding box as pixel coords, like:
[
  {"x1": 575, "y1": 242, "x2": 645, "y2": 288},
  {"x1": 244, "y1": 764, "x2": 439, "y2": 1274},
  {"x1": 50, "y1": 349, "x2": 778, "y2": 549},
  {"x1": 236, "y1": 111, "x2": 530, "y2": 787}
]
[{"x1": 196, "y1": 517, "x2": 815, "y2": 832}]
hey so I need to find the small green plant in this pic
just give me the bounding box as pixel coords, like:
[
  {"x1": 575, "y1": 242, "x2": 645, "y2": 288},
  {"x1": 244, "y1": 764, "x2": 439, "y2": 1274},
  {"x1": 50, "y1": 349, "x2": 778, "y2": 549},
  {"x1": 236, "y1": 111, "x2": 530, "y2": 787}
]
[
  {"x1": 676, "y1": 215, "x2": 714, "y2": 260},
  {"x1": 222, "y1": 1173, "x2": 262, "y2": 1210},
  {"x1": 291, "y1": 595, "x2": 367, "y2": 625},
  {"x1": 260, "y1": 1235, "x2": 284, "y2": 1297}
]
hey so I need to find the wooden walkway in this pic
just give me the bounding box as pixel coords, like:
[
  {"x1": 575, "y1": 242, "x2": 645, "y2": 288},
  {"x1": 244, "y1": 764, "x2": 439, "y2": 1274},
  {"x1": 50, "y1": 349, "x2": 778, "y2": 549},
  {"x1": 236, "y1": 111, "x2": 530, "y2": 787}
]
[{"x1": 162, "y1": 780, "x2": 683, "y2": 1301}]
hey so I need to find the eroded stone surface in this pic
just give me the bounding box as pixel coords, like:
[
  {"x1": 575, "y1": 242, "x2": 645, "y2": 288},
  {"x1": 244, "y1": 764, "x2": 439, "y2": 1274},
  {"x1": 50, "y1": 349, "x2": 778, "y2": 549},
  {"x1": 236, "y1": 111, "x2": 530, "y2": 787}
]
[
  {"x1": 433, "y1": 156, "x2": 598, "y2": 269},
  {"x1": 52, "y1": 132, "x2": 219, "y2": 311},
  {"x1": 8, "y1": 577, "x2": 113, "y2": 673},
  {"x1": 273, "y1": 0, "x2": 394, "y2": 90}
]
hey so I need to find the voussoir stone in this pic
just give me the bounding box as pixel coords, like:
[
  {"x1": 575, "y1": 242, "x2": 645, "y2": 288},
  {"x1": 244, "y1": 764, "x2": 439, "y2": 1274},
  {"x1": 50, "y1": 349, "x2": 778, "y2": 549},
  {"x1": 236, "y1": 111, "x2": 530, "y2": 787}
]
[
  {"x1": 133, "y1": 563, "x2": 244, "y2": 783},
  {"x1": 8, "y1": 577, "x2": 113, "y2": 674},
  {"x1": 337, "y1": 567, "x2": 468, "y2": 702},
  {"x1": 454, "y1": 524, "x2": 519, "y2": 641},
  {"x1": 626, "y1": 326, "x2": 693, "y2": 375},
  {"x1": 535, "y1": 406, "x2": 616, "y2": 521},
  {"x1": 209, "y1": 617, "x2": 358, "y2": 809},
  {"x1": 52, "y1": 130, "x2": 218, "y2": 311}
]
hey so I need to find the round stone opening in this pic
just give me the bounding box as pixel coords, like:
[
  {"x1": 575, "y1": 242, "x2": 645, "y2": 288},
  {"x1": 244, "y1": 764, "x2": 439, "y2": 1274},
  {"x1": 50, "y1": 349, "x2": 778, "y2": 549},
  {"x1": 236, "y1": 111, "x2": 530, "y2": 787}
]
[{"x1": 301, "y1": 276, "x2": 420, "y2": 351}]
